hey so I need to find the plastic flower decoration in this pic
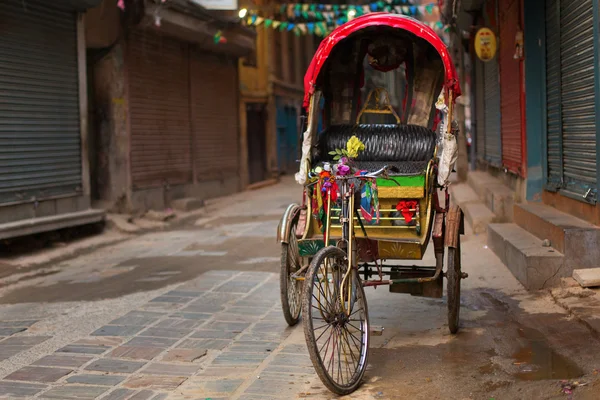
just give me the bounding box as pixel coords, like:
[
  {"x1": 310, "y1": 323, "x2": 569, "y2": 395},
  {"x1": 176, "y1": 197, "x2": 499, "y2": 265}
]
[
  {"x1": 346, "y1": 136, "x2": 365, "y2": 159},
  {"x1": 328, "y1": 135, "x2": 365, "y2": 161}
]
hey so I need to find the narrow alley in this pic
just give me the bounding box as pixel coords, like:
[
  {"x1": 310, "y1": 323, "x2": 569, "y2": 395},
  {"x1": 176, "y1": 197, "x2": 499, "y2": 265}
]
[{"x1": 0, "y1": 179, "x2": 597, "y2": 399}]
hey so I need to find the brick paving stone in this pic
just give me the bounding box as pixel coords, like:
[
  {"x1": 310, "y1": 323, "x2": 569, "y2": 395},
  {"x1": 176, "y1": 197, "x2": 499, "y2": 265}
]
[
  {"x1": 164, "y1": 290, "x2": 204, "y2": 298},
  {"x1": 180, "y1": 304, "x2": 224, "y2": 314},
  {"x1": 92, "y1": 325, "x2": 145, "y2": 337},
  {"x1": 39, "y1": 385, "x2": 108, "y2": 399},
  {"x1": 0, "y1": 381, "x2": 47, "y2": 398},
  {"x1": 214, "y1": 313, "x2": 258, "y2": 323},
  {"x1": 75, "y1": 337, "x2": 124, "y2": 347},
  {"x1": 251, "y1": 321, "x2": 289, "y2": 333},
  {"x1": 215, "y1": 282, "x2": 260, "y2": 294},
  {"x1": 124, "y1": 376, "x2": 186, "y2": 390},
  {"x1": 139, "y1": 328, "x2": 192, "y2": 339},
  {"x1": 100, "y1": 388, "x2": 136, "y2": 400},
  {"x1": 0, "y1": 345, "x2": 28, "y2": 360},
  {"x1": 177, "y1": 339, "x2": 230, "y2": 351},
  {"x1": 142, "y1": 363, "x2": 200, "y2": 376},
  {"x1": 109, "y1": 312, "x2": 162, "y2": 327},
  {"x1": 244, "y1": 378, "x2": 302, "y2": 396},
  {"x1": 203, "y1": 321, "x2": 251, "y2": 332},
  {"x1": 196, "y1": 366, "x2": 255, "y2": 378},
  {"x1": 57, "y1": 344, "x2": 111, "y2": 355},
  {"x1": 107, "y1": 346, "x2": 163, "y2": 361},
  {"x1": 190, "y1": 330, "x2": 238, "y2": 340},
  {"x1": 85, "y1": 359, "x2": 146, "y2": 374},
  {"x1": 33, "y1": 354, "x2": 93, "y2": 368},
  {"x1": 139, "y1": 303, "x2": 184, "y2": 312},
  {"x1": 280, "y1": 344, "x2": 309, "y2": 354},
  {"x1": 229, "y1": 341, "x2": 279, "y2": 353},
  {"x1": 168, "y1": 312, "x2": 211, "y2": 321},
  {"x1": 270, "y1": 353, "x2": 312, "y2": 367},
  {"x1": 0, "y1": 336, "x2": 51, "y2": 346},
  {"x1": 0, "y1": 320, "x2": 37, "y2": 328},
  {"x1": 211, "y1": 352, "x2": 268, "y2": 367},
  {"x1": 193, "y1": 293, "x2": 234, "y2": 305},
  {"x1": 153, "y1": 318, "x2": 204, "y2": 330},
  {"x1": 258, "y1": 372, "x2": 314, "y2": 381},
  {"x1": 150, "y1": 296, "x2": 191, "y2": 304},
  {"x1": 160, "y1": 348, "x2": 207, "y2": 363},
  {"x1": 128, "y1": 390, "x2": 156, "y2": 400},
  {"x1": 0, "y1": 327, "x2": 26, "y2": 336},
  {"x1": 126, "y1": 337, "x2": 177, "y2": 348},
  {"x1": 226, "y1": 307, "x2": 269, "y2": 316},
  {"x1": 66, "y1": 374, "x2": 126, "y2": 386},
  {"x1": 238, "y1": 332, "x2": 287, "y2": 342},
  {"x1": 5, "y1": 366, "x2": 73, "y2": 383},
  {"x1": 179, "y1": 378, "x2": 244, "y2": 396},
  {"x1": 261, "y1": 364, "x2": 315, "y2": 376}
]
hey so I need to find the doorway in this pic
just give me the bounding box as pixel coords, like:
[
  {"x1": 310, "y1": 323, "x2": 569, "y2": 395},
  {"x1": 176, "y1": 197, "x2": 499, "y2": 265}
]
[{"x1": 247, "y1": 103, "x2": 268, "y2": 184}]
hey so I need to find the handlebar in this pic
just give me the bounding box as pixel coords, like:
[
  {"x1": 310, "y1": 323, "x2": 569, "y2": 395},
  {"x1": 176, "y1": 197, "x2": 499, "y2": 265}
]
[{"x1": 304, "y1": 165, "x2": 399, "y2": 187}]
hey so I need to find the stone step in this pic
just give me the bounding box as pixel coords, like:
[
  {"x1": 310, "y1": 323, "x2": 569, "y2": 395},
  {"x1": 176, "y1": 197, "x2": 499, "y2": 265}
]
[
  {"x1": 514, "y1": 203, "x2": 600, "y2": 269},
  {"x1": 463, "y1": 202, "x2": 497, "y2": 235},
  {"x1": 0, "y1": 209, "x2": 105, "y2": 240},
  {"x1": 450, "y1": 183, "x2": 480, "y2": 208},
  {"x1": 488, "y1": 223, "x2": 565, "y2": 290},
  {"x1": 171, "y1": 198, "x2": 204, "y2": 212},
  {"x1": 572, "y1": 268, "x2": 600, "y2": 288},
  {"x1": 467, "y1": 171, "x2": 514, "y2": 221}
]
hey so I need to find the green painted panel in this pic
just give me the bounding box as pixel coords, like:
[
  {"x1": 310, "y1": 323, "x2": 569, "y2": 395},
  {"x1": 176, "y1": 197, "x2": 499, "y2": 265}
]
[
  {"x1": 377, "y1": 175, "x2": 425, "y2": 187},
  {"x1": 298, "y1": 239, "x2": 336, "y2": 257}
]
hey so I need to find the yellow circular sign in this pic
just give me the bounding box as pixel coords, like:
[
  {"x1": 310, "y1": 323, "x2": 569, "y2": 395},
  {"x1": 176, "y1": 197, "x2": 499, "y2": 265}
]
[{"x1": 475, "y1": 27, "x2": 497, "y2": 62}]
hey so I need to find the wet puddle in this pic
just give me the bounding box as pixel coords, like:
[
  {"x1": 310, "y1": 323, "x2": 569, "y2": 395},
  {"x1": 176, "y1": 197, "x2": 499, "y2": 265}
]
[{"x1": 512, "y1": 326, "x2": 583, "y2": 381}]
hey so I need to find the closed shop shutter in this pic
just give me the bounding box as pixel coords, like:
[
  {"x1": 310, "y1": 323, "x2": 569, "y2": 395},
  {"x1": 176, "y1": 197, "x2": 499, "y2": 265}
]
[
  {"x1": 190, "y1": 51, "x2": 239, "y2": 181},
  {"x1": 483, "y1": 0, "x2": 502, "y2": 166},
  {"x1": 559, "y1": 0, "x2": 596, "y2": 198},
  {"x1": 544, "y1": 0, "x2": 562, "y2": 190},
  {"x1": 475, "y1": 59, "x2": 486, "y2": 161},
  {"x1": 128, "y1": 29, "x2": 192, "y2": 189},
  {"x1": 483, "y1": 58, "x2": 502, "y2": 166},
  {"x1": 499, "y1": 0, "x2": 524, "y2": 175},
  {"x1": 544, "y1": 0, "x2": 596, "y2": 202},
  {"x1": 0, "y1": 0, "x2": 81, "y2": 204}
]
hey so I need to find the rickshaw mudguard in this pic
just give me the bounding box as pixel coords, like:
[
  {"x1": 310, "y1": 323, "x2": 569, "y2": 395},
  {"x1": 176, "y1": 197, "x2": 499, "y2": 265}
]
[
  {"x1": 277, "y1": 204, "x2": 302, "y2": 244},
  {"x1": 444, "y1": 206, "x2": 464, "y2": 248}
]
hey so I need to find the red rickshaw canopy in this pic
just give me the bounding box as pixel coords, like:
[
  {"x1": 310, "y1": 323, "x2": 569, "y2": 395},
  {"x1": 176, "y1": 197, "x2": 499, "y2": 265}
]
[{"x1": 303, "y1": 13, "x2": 461, "y2": 109}]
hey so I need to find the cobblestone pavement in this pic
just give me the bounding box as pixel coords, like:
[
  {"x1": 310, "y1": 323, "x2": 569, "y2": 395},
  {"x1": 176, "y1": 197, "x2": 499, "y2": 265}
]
[
  {"x1": 0, "y1": 270, "x2": 314, "y2": 399},
  {"x1": 0, "y1": 178, "x2": 599, "y2": 399}
]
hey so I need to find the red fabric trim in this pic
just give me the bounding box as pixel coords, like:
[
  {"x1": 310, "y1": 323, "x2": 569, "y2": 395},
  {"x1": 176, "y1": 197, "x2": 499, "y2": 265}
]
[{"x1": 303, "y1": 13, "x2": 461, "y2": 110}]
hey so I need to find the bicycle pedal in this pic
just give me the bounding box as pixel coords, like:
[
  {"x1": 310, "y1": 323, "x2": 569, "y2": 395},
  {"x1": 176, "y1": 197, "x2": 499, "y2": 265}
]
[{"x1": 370, "y1": 325, "x2": 384, "y2": 336}]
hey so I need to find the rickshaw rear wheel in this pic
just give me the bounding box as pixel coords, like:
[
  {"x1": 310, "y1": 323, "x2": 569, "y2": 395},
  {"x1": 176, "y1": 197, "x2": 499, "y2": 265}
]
[
  {"x1": 447, "y1": 235, "x2": 461, "y2": 334},
  {"x1": 302, "y1": 246, "x2": 370, "y2": 395},
  {"x1": 280, "y1": 221, "x2": 302, "y2": 326}
]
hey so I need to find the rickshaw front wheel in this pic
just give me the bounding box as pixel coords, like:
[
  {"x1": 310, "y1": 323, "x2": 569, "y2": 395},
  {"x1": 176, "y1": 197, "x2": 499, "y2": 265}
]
[
  {"x1": 280, "y1": 221, "x2": 302, "y2": 326},
  {"x1": 302, "y1": 246, "x2": 370, "y2": 395},
  {"x1": 447, "y1": 235, "x2": 462, "y2": 334}
]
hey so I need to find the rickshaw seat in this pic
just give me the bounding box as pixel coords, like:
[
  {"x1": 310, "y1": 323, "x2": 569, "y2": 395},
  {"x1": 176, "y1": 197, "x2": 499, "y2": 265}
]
[{"x1": 315, "y1": 124, "x2": 436, "y2": 176}]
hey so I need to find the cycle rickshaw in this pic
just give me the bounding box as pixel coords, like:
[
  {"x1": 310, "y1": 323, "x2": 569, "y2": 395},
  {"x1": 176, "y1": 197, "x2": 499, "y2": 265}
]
[{"x1": 277, "y1": 13, "x2": 465, "y2": 395}]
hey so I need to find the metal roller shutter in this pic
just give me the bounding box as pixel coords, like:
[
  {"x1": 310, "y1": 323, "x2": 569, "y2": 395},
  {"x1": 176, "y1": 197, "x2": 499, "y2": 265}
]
[
  {"x1": 483, "y1": 58, "x2": 502, "y2": 166},
  {"x1": 475, "y1": 59, "x2": 486, "y2": 161},
  {"x1": 544, "y1": 0, "x2": 596, "y2": 202},
  {"x1": 483, "y1": 0, "x2": 502, "y2": 166},
  {"x1": 499, "y1": 0, "x2": 524, "y2": 175},
  {"x1": 128, "y1": 29, "x2": 193, "y2": 189},
  {"x1": 544, "y1": 0, "x2": 562, "y2": 190},
  {"x1": 190, "y1": 52, "x2": 239, "y2": 181},
  {"x1": 0, "y1": 0, "x2": 81, "y2": 204},
  {"x1": 559, "y1": 0, "x2": 596, "y2": 200}
]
